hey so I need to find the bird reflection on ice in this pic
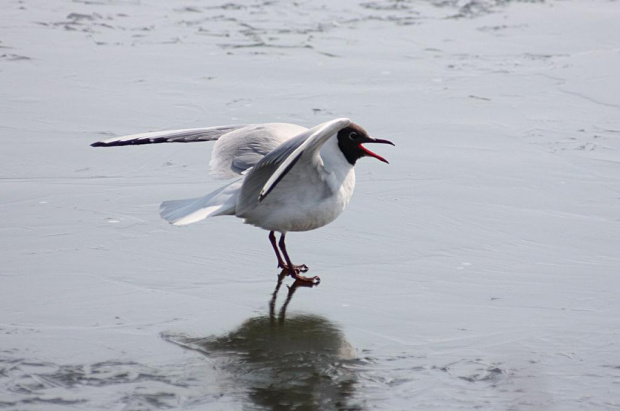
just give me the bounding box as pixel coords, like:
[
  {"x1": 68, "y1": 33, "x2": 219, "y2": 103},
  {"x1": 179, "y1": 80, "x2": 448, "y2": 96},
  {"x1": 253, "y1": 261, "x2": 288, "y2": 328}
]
[{"x1": 164, "y1": 275, "x2": 360, "y2": 410}]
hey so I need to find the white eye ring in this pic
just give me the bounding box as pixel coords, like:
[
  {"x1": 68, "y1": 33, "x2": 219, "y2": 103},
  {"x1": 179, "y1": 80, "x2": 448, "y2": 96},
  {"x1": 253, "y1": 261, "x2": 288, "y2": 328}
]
[{"x1": 349, "y1": 132, "x2": 358, "y2": 140}]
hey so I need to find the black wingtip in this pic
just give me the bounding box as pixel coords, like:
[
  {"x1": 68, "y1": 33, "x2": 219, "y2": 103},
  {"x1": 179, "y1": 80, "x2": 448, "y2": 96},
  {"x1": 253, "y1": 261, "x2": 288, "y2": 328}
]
[{"x1": 89, "y1": 137, "x2": 173, "y2": 147}]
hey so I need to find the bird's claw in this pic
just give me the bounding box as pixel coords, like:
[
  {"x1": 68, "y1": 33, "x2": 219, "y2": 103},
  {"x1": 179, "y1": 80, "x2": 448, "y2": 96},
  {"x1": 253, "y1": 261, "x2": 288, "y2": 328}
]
[
  {"x1": 277, "y1": 265, "x2": 319, "y2": 286},
  {"x1": 278, "y1": 263, "x2": 309, "y2": 273},
  {"x1": 286, "y1": 266, "x2": 319, "y2": 285}
]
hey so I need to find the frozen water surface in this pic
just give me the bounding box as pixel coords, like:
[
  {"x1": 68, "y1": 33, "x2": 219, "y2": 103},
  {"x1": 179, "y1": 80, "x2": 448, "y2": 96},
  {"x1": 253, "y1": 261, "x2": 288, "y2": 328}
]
[{"x1": 1, "y1": 0, "x2": 620, "y2": 409}]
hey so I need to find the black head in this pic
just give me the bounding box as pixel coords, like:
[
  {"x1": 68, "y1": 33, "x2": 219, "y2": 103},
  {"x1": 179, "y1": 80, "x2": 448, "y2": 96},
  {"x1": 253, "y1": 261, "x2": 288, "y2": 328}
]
[{"x1": 337, "y1": 123, "x2": 395, "y2": 166}]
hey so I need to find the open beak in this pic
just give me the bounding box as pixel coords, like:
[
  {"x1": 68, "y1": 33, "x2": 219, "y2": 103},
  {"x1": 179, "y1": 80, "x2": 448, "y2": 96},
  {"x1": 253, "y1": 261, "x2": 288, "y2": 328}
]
[{"x1": 359, "y1": 138, "x2": 395, "y2": 164}]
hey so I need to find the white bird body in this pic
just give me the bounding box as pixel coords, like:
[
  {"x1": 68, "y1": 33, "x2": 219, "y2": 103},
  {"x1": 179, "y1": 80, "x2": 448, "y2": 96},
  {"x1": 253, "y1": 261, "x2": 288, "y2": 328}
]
[
  {"x1": 92, "y1": 118, "x2": 393, "y2": 283},
  {"x1": 158, "y1": 119, "x2": 358, "y2": 232},
  {"x1": 240, "y1": 136, "x2": 356, "y2": 232}
]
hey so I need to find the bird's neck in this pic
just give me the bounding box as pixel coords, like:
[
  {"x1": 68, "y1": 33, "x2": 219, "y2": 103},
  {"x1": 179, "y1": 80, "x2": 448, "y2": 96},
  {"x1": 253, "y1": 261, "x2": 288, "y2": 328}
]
[
  {"x1": 319, "y1": 136, "x2": 356, "y2": 197},
  {"x1": 320, "y1": 136, "x2": 355, "y2": 175}
]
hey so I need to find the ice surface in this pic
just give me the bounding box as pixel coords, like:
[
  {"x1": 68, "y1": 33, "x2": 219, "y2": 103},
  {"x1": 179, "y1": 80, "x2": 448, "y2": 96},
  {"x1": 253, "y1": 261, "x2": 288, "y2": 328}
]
[{"x1": 1, "y1": 0, "x2": 619, "y2": 409}]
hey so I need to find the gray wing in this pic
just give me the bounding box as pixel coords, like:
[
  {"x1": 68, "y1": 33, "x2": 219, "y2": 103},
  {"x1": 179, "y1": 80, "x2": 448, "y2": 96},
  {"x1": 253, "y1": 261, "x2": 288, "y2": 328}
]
[
  {"x1": 236, "y1": 118, "x2": 351, "y2": 215},
  {"x1": 90, "y1": 125, "x2": 250, "y2": 147},
  {"x1": 209, "y1": 123, "x2": 308, "y2": 179}
]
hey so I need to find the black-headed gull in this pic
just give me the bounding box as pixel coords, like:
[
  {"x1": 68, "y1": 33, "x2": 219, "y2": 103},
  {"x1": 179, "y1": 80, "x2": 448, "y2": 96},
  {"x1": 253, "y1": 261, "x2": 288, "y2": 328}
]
[{"x1": 92, "y1": 118, "x2": 394, "y2": 284}]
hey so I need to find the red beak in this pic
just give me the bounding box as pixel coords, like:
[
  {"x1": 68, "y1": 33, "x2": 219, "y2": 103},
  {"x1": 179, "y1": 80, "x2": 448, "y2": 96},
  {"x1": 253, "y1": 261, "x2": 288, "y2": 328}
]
[{"x1": 359, "y1": 138, "x2": 395, "y2": 164}]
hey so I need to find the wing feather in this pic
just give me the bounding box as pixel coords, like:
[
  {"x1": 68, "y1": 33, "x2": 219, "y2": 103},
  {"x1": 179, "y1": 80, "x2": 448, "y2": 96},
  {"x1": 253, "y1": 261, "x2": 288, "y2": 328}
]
[
  {"x1": 209, "y1": 123, "x2": 307, "y2": 178},
  {"x1": 258, "y1": 118, "x2": 350, "y2": 201},
  {"x1": 90, "y1": 125, "x2": 250, "y2": 147},
  {"x1": 236, "y1": 118, "x2": 350, "y2": 214}
]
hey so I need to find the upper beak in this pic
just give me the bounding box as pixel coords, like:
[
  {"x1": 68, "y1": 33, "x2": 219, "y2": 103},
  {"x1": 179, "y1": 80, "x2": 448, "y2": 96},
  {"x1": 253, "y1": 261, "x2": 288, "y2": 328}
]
[{"x1": 360, "y1": 138, "x2": 395, "y2": 164}]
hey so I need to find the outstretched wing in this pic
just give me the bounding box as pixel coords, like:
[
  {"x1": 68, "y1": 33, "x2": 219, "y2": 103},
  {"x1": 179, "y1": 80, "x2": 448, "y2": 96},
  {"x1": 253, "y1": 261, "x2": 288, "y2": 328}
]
[
  {"x1": 90, "y1": 122, "x2": 309, "y2": 181},
  {"x1": 90, "y1": 125, "x2": 250, "y2": 147},
  {"x1": 236, "y1": 118, "x2": 351, "y2": 214},
  {"x1": 209, "y1": 123, "x2": 307, "y2": 179}
]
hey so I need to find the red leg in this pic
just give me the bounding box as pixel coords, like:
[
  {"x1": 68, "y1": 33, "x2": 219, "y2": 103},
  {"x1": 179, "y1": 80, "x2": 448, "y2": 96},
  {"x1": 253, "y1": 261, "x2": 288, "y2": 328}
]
[
  {"x1": 269, "y1": 231, "x2": 287, "y2": 269},
  {"x1": 278, "y1": 233, "x2": 319, "y2": 284}
]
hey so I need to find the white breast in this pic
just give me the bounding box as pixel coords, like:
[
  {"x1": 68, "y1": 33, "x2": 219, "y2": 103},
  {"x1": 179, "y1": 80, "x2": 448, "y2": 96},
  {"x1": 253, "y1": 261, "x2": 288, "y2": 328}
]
[{"x1": 239, "y1": 135, "x2": 356, "y2": 232}]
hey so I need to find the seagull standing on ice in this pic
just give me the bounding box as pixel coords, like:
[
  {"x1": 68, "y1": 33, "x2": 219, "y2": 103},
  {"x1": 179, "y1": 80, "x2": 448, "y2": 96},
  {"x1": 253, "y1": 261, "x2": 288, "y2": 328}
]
[{"x1": 92, "y1": 118, "x2": 394, "y2": 284}]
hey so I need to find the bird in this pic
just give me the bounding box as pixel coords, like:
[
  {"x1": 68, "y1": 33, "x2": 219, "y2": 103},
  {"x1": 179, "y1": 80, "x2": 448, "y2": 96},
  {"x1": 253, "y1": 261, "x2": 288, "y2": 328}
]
[{"x1": 91, "y1": 118, "x2": 394, "y2": 284}]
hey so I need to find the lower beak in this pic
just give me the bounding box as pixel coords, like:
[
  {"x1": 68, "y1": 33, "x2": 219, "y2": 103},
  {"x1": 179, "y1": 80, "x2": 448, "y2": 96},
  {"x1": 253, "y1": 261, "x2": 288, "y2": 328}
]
[{"x1": 360, "y1": 138, "x2": 395, "y2": 164}]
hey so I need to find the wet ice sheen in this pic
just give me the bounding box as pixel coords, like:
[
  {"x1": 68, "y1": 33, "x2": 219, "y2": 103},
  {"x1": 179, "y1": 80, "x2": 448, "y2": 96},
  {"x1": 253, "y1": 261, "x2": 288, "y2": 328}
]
[
  {"x1": 163, "y1": 281, "x2": 360, "y2": 410},
  {"x1": 2, "y1": 0, "x2": 620, "y2": 410}
]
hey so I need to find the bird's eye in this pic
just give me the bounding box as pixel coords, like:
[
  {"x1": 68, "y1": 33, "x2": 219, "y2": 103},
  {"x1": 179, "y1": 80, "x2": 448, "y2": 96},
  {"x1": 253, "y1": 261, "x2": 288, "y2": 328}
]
[{"x1": 349, "y1": 132, "x2": 359, "y2": 140}]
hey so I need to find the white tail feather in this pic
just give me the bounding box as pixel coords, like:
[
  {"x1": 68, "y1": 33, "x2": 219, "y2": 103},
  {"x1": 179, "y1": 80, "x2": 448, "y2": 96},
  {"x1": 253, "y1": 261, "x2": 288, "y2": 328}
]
[{"x1": 159, "y1": 180, "x2": 241, "y2": 226}]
